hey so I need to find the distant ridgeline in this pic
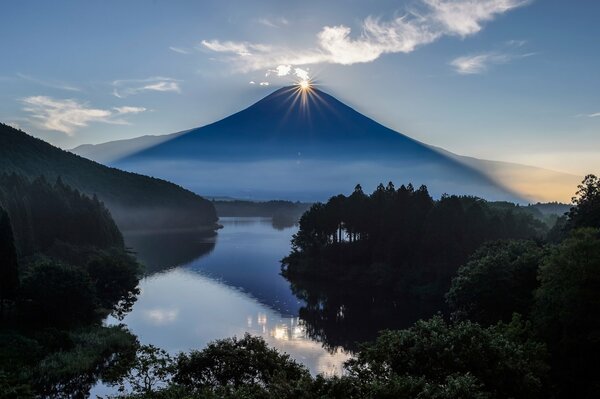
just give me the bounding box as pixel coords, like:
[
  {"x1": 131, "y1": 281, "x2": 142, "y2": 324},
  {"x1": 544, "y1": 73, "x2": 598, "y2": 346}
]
[
  {"x1": 213, "y1": 199, "x2": 311, "y2": 228},
  {"x1": 283, "y1": 182, "x2": 550, "y2": 297},
  {"x1": 0, "y1": 123, "x2": 217, "y2": 231}
]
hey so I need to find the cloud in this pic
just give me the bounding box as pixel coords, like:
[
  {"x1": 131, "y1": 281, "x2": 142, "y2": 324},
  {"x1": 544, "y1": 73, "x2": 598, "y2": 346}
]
[
  {"x1": 294, "y1": 67, "x2": 310, "y2": 81},
  {"x1": 249, "y1": 80, "x2": 256, "y2": 85},
  {"x1": 450, "y1": 53, "x2": 509, "y2": 74},
  {"x1": 169, "y1": 46, "x2": 191, "y2": 54},
  {"x1": 259, "y1": 82, "x2": 270, "y2": 86},
  {"x1": 585, "y1": 112, "x2": 600, "y2": 118},
  {"x1": 113, "y1": 106, "x2": 147, "y2": 114},
  {"x1": 256, "y1": 17, "x2": 289, "y2": 28},
  {"x1": 267, "y1": 64, "x2": 292, "y2": 77},
  {"x1": 17, "y1": 73, "x2": 81, "y2": 92},
  {"x1": 112, "y1": 77, "x2": 182, "y2": 98},
  {"x1": 200, "y1": 40, "x2": 272, "y2": 57},
  {"x1": 450, "y1": 50, "x2": 534, "y2": 74},
  {"x1": 22, "y1": 96, "x2": 146, "y2": 135},
  {"x1": 201, "y1": 0, "x2": 528, "y2": 72}
]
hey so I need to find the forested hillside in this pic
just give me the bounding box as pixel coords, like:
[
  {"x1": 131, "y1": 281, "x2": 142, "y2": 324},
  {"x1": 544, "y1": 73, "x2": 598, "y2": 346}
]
[
  {"x1": 0, "y1": 123, "x2": 217, "y2": 230},
  {"x1": 0, "y1": 173, "x2": 123, "y2": 256}
]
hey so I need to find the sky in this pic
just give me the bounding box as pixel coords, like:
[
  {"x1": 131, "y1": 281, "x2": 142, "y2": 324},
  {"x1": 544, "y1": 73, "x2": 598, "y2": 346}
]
[{"x1": 1, "y1": 0, "x2": 599, "y2": 176}]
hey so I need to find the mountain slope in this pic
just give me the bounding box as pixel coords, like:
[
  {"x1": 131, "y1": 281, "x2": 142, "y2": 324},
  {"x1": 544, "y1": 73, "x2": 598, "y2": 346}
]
[
  {"x1": 0, "y1": 123, "x2": 217, "y2": 231},
  {"x1": 74, "y1": 86, "x2": 578, "y2": 202}
]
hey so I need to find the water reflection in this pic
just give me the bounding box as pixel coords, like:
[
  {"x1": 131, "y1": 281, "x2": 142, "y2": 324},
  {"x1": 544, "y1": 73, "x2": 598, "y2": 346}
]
[
  {"x1": 289, "y1": 277, "x2": 443, "y2": 351},
  {"x1": 123, "y1": 229, "x2": 216, "y2": 274},
  {"x1": 108, "y1": 268, "x2": 349, "y2": 376},
  {"x1": 111, "y1": 217, "x2": 349, "y2": 379}
]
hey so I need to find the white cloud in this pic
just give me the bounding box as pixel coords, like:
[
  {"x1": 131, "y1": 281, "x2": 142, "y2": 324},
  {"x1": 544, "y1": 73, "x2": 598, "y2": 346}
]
[
  {"x1": 169, "y1": 46, "x2": 191, "y2": 54},
  {"x1": 423, "y1": 0, "x2": 530, "y2": 37},
  {"x1": 259, "y1": 81, "x2": 270, "y2": 86},
  {"x1": 450, "y1": 50, "x2": 534, "y2": 74},
  {"x1": 113, "y1": 106, "x2": 147, "y2": 114},
  {"x1": 201, "y1": 0, "x2": 528, "y2": 72},
  {"x1": 294, "y1": 67, "x2": 310, "y2": 81},
  {"x1": 450, "y1": 53, "x2": 509, "y2": 74},
  {"x1": 112, "y1": 77, "x2": 182, "y2": 98},
  {"x1": 587, "y1": 112, "x2": 600, "y2": 118},
  {"x1": 200, "y1": 40, "x2": 272, "y2": 57},
  {"x1": 249, "y1": 80, "x2": 256, "y2": 84},
  {"x1": 22, "y1": 96, "x2": 146, "y2": 135},
  {"x1": 267, "y1": 64, "x2": 292, "y2": 77},
  {"x1": 257, "y1": 17, "x2": 289, "y2": 28}
]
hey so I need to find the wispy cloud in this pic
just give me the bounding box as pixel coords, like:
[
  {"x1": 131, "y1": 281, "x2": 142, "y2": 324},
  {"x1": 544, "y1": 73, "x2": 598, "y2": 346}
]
[
  {"x1": 169, "y1": 46, "x2": 192, "y2": 54},
  {"x1": 112, "y1": 77, "x2": 182, "y2": 98},
  {"x1": 256, "y1": 17, "x2": 289, "y2": 28},
  {"x1": 21, "y1": 96, "x2": 146, "y2": 135},
  {"x1": 17, "y1": 73, "x2": 81, "y2": 92},
  {"x1": 201, "y1": 0, "x2": 529, "y2": 72},
  {"x1": 450, "y1": 49, "x2": 534, "y2": 74},
  {"x1": 576, "y1": 112, "x2": 600, "y2": 118},
  {"x1": 450, "y1": 53, "x2": 510, "y2": 74}
]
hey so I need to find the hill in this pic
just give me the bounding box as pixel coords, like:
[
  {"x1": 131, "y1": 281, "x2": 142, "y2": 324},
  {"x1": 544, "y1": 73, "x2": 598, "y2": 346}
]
[{"x1": 0, "y1": 123, "x2": 217, "y2": 231}]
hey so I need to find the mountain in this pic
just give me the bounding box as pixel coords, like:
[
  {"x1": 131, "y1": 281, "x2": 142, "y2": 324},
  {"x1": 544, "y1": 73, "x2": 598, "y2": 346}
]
[
  {"x1": 0, "y1": 123, "x2": 217, "y2": 231},
  {"x1": 72, "y1": 86, "x2": 580, "y2": 202}
]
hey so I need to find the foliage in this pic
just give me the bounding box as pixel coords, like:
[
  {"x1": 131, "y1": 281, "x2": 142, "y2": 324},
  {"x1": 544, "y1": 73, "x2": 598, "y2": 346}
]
[
  {"x1": 533, "y1": 227, "x2": 600, "y2": 397},
  {"x1": 283, "y1": 183, "x2": 546, "y2": 298},
  {"x1": 567, "y1": 174, "x2": 600, "y2": 229},
  {"x1": 0, "y1": 326, "x2": 137, "y2": 399},
  {"x1": 344, "y1": 315, "x2": 549, "y2": 399},
  {"x1": 446, "y1": 240, "x2": 544, "y2": 324},
  {"x1": 173, "y1": 334, "x2": 311, "y2": 398},
  {"x1": 0, "y1": 207, "x2": 19, "y2": 315},
  {"x1": 115, "y1": 345, "x2": 175, "y2": 396},
  {"x1": 18, "y1": 260, "x2": 98, "y2": 326},
  {"x1": 86, "y1": 249, "x2": 141, "y2": 318}
]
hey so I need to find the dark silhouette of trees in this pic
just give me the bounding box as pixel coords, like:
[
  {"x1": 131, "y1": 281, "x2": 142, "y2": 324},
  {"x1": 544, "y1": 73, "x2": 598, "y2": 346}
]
[
  {"x1": 446, "y1": 240, "x2": 544, "y2": 325},
  {"x1": 283, "y1": 182, "x2": 546, "y2": 298},
  {"x1": 18, "y1": 260, "x2": 97, "y2": 327},
  {"x1": 533, "y1": 227, "x2": 600, "y2": 397},
  {"x1": 567, "y1": 174, "x2": 600, "y2": 229},
  {"x1": 0, "y1": 207, "x2": 19, "y2": 316},
  {"x1": 173, "y1": 334, "x2": 311, "y2": 397}
]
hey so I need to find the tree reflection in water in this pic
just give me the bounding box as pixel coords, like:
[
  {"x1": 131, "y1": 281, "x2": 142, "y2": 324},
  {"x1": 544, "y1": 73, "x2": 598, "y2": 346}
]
[{"x1": 287, "y1": 276, "x2": 444, "y2": 352}]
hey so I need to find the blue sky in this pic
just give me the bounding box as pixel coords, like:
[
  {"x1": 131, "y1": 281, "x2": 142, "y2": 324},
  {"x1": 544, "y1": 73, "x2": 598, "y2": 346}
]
[{"x1": 1, "y1": 0, "x2": 599, "y2": 175}]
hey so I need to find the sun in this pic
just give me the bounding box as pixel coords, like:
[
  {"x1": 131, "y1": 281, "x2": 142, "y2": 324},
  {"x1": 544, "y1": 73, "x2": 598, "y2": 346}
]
[{"x1": 298, "y1": 80, "x2": 310, "y2": 90}]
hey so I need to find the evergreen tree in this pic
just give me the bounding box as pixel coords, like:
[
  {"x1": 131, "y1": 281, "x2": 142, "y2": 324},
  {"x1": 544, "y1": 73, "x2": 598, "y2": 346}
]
[{"x1": 0, "y1": 207, "x2": 19, "y2": 315}]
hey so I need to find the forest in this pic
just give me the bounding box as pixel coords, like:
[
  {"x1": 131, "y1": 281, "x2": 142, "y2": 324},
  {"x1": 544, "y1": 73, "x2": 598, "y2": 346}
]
[
  {"x1": 282, "y1": 182, "x2": 548, "y2": 298},
  {"x1": 0, "y1": 123, "x2": 218, "y2": 231},
  {"x1": 0, "y1": 174, "x2": 141, "y2": 397},
  {"x1": 1, "y1": 175, "x2": 598, "y2": 398}
]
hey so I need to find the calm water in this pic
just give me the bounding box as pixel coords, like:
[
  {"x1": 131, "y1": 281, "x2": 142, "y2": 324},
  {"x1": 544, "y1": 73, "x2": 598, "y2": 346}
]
[{"x1": 114, "y1": 217, "x2": 349, "y2": 374}]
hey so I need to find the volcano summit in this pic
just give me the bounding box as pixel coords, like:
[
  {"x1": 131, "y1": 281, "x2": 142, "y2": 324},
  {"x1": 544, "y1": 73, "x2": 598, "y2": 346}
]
[{"x1": 73, "y1": 86, "x2": 577, "y2": 201}]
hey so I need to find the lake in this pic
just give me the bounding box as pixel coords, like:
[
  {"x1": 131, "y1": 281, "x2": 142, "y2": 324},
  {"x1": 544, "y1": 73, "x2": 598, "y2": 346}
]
[
  {"x1": 113, "y1": 217, "x2": 349, "y2": 374},
  {"x1": 91, "y1": 216, "x2": 443, "y2": 397}
]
